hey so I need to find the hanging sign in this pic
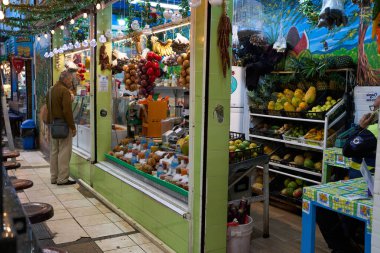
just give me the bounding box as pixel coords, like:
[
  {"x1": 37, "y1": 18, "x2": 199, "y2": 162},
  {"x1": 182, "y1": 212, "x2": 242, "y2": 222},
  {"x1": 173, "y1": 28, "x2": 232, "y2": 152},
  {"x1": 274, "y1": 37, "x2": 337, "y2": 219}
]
[
  {"x1": 98, "y1": 75, "x2": 109, "y2": 92},
  {"x1": 12, "y1": 57, "x2": 24, "y2": 74}
]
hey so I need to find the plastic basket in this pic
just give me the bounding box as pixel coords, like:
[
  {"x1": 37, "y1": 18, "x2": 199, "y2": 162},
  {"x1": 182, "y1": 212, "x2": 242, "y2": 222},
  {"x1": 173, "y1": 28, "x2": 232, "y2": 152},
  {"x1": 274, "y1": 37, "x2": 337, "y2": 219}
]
[
  {"x1": 249, "y1": 106, "x2": 267, "y2": 114},
  {"x1": 304, "y1": 127, "x2": 343, "y2": 147},
  {"x1": 267, "y1": 109, "x2": 283, "y2": 116},
  {"x1": 282, "y1": 129, "x2": 305, "y2": 144}
]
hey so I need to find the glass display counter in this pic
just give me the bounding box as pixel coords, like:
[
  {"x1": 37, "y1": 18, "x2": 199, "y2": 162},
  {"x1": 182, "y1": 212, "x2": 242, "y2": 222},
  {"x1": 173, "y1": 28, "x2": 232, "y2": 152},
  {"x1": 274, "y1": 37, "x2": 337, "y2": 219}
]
[{"x1": 72, "y1": 95, "x2": 91, "y2": 155}]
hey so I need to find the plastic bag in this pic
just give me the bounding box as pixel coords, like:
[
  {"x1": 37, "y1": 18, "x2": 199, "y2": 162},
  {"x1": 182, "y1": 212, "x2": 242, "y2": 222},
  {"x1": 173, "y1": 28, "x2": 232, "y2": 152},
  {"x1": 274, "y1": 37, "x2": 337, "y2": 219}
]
[{"x1": 318, "y1": 0, "x2": 348, "y2": 29}]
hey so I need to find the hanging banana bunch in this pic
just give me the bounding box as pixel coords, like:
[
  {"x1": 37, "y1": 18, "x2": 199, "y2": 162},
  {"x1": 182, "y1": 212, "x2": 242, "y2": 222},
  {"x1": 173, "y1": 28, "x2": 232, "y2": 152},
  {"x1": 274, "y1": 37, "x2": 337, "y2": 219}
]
[{"x1": 151, "y1": 36, "x2": 174, "y2": 56}]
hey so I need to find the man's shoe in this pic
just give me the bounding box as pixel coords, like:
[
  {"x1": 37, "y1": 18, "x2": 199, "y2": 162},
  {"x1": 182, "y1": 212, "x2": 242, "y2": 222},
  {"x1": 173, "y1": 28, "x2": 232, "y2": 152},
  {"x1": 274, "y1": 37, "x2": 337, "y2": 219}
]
[
  {"x1": 51, "y1": 181, "x2": 57, "y2": 185},
  {"x1": 57, "y1": 180, "x2": 76, "y2": 185}
]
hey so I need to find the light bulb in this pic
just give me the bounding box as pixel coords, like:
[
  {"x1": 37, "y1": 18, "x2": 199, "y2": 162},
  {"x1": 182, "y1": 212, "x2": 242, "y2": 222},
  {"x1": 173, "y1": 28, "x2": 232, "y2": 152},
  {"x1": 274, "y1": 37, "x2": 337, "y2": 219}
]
[
  {"x1": 44, "y1": 33, "x2": 48, "y2": 39},
  {"x1": 2, "y1": 0, "x2": 9, "y2": 6},
  {"x1": 96, "y1": 3, "x2": 101, "y2": 10},
  {"x1": 60, "y1": 25, "x2": 65, "y2": 30},
  {"x1": 83, "y1": 13, "x2": 87, "y2": 18},
  {"x1": 0, "y1": 10, "x2": 4, "y2": 20},
  {"x1": 117, "y1": 19, "x2": 126, "y2": 26},
  {"x1": 1, "y1": 65, "x2": 3, "y2": 69},
  {"x1": 37, "y1": 36, "x2": 41, "y2": 41},
  {"x1": 70, "y1": 19, "x2": 75, "y2": 25},
  {"x1": 51, "y1": 30, "x2": 55, "y2": 35}
]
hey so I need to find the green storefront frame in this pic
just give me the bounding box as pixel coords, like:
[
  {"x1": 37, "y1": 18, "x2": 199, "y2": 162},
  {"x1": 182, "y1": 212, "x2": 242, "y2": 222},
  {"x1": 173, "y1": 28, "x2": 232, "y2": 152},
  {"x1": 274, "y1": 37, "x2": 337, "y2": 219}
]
[{"x1": 50, "y1": 1, "x2": 232, "y2": 252}]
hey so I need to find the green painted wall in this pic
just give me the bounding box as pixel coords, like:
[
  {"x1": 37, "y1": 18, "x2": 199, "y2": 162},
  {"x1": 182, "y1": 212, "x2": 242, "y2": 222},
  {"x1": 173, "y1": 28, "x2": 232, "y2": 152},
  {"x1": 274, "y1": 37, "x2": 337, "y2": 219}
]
[
  {"x1": 70, "y1": 153, "x2": 91, "y2": 185},
  {"x1": 95, "y1": 6, "x2": 112, "y2": 162},
  {"x1": 93, "y1": 166, "x2": 189, "y2": 252}
]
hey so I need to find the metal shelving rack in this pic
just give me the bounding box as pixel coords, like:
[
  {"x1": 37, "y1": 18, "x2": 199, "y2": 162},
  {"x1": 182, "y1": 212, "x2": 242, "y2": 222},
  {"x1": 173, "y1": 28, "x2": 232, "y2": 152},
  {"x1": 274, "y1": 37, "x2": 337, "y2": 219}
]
[{"x1": 248, "y1": 69, "x2": 354, "y2": 185}]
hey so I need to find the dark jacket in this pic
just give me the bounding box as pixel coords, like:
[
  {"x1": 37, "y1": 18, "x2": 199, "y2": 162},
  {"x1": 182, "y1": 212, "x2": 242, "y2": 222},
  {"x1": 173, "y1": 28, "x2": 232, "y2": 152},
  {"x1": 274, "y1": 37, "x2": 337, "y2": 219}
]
[{"x1": 47, "y1": 81, "x2": 75, "y2": 131}]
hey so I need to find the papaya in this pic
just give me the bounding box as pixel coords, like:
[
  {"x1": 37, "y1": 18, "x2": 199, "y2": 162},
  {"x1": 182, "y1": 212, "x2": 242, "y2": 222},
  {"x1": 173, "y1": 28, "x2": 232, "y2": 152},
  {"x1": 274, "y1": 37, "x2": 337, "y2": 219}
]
[
  {"x1": 284, "y1": 102, "x2": 296, "y2": 112},
  {"x1": 304, "y1": 86, "x2": 316, "y2": 104},
  {"x1": 268, "y1": 101, "x2": 275, "y2": 110},
  {"x1": 292, "y1": 97, "x2": 301, "y2": 107},
  {"x1": 304, "y1": 158, "x2": 314, "y2": 169},
  {"x1": 299, "y1": 102, "x2": 308, "y2": 110},
  {"x1": 294, "y1": 89, "x2": 304, "y2": 99},
  {"x1": 275, "y1": 102, "x2": 284, "y2": 110}
]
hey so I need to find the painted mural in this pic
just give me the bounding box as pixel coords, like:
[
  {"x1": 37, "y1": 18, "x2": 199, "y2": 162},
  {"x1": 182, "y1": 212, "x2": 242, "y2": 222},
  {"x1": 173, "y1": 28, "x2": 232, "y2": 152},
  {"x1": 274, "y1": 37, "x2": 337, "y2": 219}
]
[
  {"x1": 34, "y1": 38, "x2": 52, "y2": 154},
  {"x1": 234, "y1": 0, "x2": 380, "y2": 85}
]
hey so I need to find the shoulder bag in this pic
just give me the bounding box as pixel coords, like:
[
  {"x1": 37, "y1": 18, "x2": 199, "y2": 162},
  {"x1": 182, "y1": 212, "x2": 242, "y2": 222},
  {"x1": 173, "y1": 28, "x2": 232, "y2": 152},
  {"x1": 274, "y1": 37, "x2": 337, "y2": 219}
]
[{"x1": 49, "y1": 87, "x2": 69, "y2": 139}]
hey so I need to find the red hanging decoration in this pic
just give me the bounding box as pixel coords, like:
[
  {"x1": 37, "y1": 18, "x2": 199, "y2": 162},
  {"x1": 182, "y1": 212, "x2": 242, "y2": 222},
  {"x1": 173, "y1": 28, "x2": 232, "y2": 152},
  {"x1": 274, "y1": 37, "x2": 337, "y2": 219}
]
[{"x1": 12, "y1": 57, "x2": 24, "y2": 74}]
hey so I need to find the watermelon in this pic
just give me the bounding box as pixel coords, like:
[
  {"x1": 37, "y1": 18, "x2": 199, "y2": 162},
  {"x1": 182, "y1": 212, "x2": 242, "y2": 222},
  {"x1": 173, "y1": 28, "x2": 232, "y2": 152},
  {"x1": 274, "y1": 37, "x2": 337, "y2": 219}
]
[
  {"x1": 286, "y1": 26, "x2": 301, "y2": 49},
  {"x1": 293, "y1": 32, "x2": 309, "y2": 56}
]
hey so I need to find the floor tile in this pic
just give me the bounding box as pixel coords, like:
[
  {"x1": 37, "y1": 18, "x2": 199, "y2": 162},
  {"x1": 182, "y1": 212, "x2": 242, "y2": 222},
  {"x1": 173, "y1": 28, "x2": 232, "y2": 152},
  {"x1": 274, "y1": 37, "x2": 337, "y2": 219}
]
[
  {"x1": 75, "y1": 214, "x2": 112, "y2": 227},
  {"x1": 105, "y1": 246, "x2": 145, "y2": 253},
  {"x1": 56, "y1": 192, "x2": 86, "y2": 202},
  {"x1": 83, "y1": 223, "x2": 123, "y2": 238},
  {"x1": 139, "y1": 243, "x2": 165, "y2": 253},
  {"x1": 25, "y1": 190, "x2": 54, "y2": 199},
  {"x1": 95, "y1": 235, "x2": 136, "y2": 251},
  {"x1": 68, "y1": 206, "x2": 102, "y2": 218},
  {"x1": 27, "y1": 195, "x2": 59, "y2": 204},
  {"x1": 46, "y1": 218, "x2": 89, "y2": 244},
  {"x1": 51, "y1": 187, "x2": 79, "y2": 195},
  {"x1": 88, "y1": 197, "x2": 101, "y2": 205},
  {"x1": 62, "y1": 199, "x2": 93, "y2": 209},
  {"x1": 128, "y1": 233, "x2": 150, "y2": 245},
  {"x1": 114, "y1": 221, "x2": 135, "y2": 233},
  {"x1": 95, "y1": 204, "x2": 112, "y2": 214},
  {"x1": 105, "y1": 212, "x2": 123, "y2": 222},
  {"x1": 49, "y1": 209, "x2": 72, "y2": 221},
  {"x1": 23, "y1": 184, "x2": 49, "y2": 192}
]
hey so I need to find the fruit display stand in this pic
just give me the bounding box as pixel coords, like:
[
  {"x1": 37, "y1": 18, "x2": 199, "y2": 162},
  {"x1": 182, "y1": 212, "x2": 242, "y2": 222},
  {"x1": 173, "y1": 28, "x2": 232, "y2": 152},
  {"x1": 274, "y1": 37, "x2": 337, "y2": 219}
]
[
  {"x1": 228, "y1": 132, "x2": 270, "y2": 238},
  {"x1": 248, "y1": 70, "x2": 354, "y2": 206}
]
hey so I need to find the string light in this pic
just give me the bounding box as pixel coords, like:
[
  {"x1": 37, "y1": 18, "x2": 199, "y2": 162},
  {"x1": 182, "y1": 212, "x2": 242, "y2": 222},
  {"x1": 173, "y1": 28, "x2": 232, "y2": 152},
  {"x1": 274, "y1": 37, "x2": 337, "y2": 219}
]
[
  {"x1": 2, "y1": 0, "x2": 9, "y2": 6},
  {"x1": 83, "y1": 12, "x2": 87, "y2": 18},
  {"x1": 51, "y1": 30, "x2": 55, "y2": 34},
  {"x1": 37, "y1": 35, "x2": 41, "y2": 41},
  {"x1": 96, "y1": 3, "x2": 101, "y2": 10},
  {"x1": 60, "y1": 25, "x2": 65, "y2": 30},
  {"x1": 44, "y1": 33, "x2": 48, "y2": 39},
  {"x1": 0, "y1": 9, "x2": 4, "y2": 20},
  {"x1": 70, "y1": 19, "x2": 75, "y2": 24}
]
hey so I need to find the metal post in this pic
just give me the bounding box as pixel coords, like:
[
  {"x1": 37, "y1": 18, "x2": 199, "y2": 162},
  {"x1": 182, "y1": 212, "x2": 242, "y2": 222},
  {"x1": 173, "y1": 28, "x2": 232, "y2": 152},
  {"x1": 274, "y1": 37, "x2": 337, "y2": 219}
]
[{"x1": 0, "y1": 68, "x2": 4, "y2": 232}]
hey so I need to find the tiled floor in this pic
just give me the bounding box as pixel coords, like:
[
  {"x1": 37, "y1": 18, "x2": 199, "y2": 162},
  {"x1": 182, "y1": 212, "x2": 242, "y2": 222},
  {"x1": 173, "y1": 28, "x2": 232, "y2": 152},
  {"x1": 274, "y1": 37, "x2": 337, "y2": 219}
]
[
  {"x1": 10, "y1": 151, "x2": 166, "y2": 253},
  {"x1": 11, "y1": 151, "x2": 331, "y2": 253}
]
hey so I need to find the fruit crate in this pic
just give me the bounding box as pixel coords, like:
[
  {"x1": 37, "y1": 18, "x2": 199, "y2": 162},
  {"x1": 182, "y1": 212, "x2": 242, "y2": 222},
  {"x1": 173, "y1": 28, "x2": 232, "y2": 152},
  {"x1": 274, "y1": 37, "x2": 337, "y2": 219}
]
[
  {"x1": 267, "y1": 109, "x2": 283, "y2": 116},
  {"x1": 305, "y1": 90, "x2": 344, "y2": 120},
  {"x1": 250, "y1": 127, "x2": 283, "y2": 139},
  {"x1": 269, "y1": 148, "x2": 322, "y2": 173},
  {"x1": 229, "y1": 144, "x2": 264, "y2": 164},
  {"x1": 269, "y1": 176, "x2": 303, "y2": 205},
  {"x1": 304, "y1": 127, "x2": 343, "y2": 147},
  {"x1": 282, "y1": 129, "x2": 305, "y2": 144},
  {"x1": 249, "y1": 106, "x2": 267, "y2": 115}
]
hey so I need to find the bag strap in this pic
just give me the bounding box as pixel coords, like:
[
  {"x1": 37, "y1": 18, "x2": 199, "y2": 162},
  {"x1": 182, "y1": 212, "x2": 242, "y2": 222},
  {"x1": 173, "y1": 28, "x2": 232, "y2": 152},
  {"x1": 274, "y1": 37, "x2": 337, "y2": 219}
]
[{"x1": 49, "y1": 86, "x2": 53, "y2": 124}]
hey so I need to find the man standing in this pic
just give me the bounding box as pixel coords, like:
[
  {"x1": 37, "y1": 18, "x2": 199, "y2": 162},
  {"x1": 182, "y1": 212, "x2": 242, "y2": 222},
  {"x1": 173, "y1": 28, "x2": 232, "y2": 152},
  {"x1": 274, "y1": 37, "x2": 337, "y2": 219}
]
[{"x1": 47, "y1": 71, "x2": 76, "y2": 185}]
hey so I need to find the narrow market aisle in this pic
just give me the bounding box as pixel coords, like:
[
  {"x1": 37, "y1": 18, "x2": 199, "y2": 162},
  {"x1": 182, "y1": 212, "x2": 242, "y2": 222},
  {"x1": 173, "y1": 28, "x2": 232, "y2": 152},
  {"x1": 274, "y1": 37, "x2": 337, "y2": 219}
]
[
  {"x1": 250, "y1": 203, "x2": 329, "y2": 253},
  {"x1": 10, "y1": 151, "x2": 167, "y2": 253}
]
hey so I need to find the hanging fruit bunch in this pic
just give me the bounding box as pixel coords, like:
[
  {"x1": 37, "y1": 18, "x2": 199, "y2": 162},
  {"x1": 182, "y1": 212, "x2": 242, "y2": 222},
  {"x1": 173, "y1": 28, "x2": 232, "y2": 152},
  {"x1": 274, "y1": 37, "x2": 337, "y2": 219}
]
[
  {"x1": 123, "y1": 63, "x2": 140, "y2": 92},
  {"x1": 177, "y1": 52, "x2": 190, "y2": 89},
  {"x1": 138, "y1": 52, "x2": 161, "y2": 97},
  {"x1": 76, "y1": 63, "x2": 86, "y2": 82}
]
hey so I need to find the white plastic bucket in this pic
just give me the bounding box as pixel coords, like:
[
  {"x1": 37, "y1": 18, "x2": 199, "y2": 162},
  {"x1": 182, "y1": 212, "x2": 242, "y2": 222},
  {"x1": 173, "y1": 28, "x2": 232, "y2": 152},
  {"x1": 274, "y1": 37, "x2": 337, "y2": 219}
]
[{"x1": 227, "y1": 216, "x2": 254, "y2": 253}]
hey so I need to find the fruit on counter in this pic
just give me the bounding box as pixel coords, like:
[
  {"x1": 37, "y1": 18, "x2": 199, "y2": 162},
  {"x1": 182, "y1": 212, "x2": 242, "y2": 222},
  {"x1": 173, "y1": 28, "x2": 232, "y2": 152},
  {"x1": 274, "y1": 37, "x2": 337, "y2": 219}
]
[
  {"x1": 123, "y1": 63, "x2": 140, "y2": 92},
  {"x1": 286, "y1": 126, "x2": 306, "y2": 138},
  {"x1": 263, "y1": 146, "x2": 274, "y2": 155},
  {"x1": 294, "y1": 155, "x2": 305, "y2": 166},
  {"x1": 314, "y1": 161, "x2": 322, "y2": 171},
  {"x1": 270, "y1": 155, "x2": 281, "y2": 161},
  {"x1": 293, "y1": 188, "x2": 303, "y2": 198},
  {"x1": 177, "y1": 135, "x2": 189, "y2": 156},
  {"x1": 267, "y1": 86, "x2": 316, "y2": 112},
  {"x1": 281, "y1": 178, "x2": 304, "y2": 198},
  {"x1": 256, "y1": 123, "x2": 292, "y2": 135},
  {"x1": 303, "y1": 158, "x2": 315, "y2": 169},
  {"x1": 283, "y1": 153, "x2": 292, "y2": 160},
  {"x1": 177, "y1": 52, "x2": 190, "y2": 89},
  {"x1": 309, "y1": 96, "x2": 338, "y2": 113},
  {"x1": 304, "y1": 86, "x2": 316, "y2": 104},
  {"x1": 304, "y1": 128, "x2": 324, "y2": 141}
]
